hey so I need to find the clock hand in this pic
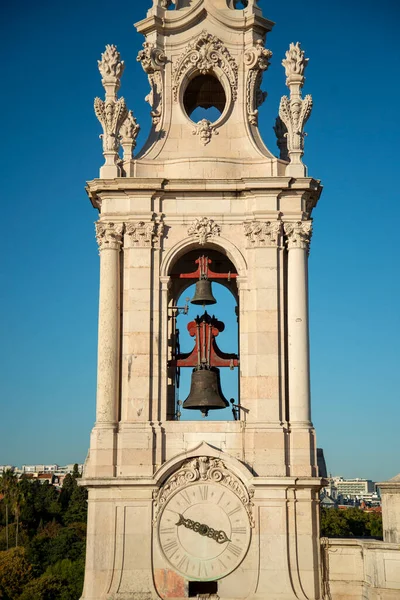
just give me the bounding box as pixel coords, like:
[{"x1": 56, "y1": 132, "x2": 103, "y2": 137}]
[{"x1": 176, "y1": 514, "x2": 231, "y2": 544}]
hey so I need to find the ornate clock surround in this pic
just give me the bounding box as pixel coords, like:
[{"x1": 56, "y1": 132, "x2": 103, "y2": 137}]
[{"x1": 153, "y1": 455, "x2": 254, "y2": 582}]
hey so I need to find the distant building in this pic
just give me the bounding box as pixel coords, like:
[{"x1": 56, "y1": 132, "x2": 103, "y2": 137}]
[{"x1": 334, "y1": 477, "x2": 375, "y2": 499}]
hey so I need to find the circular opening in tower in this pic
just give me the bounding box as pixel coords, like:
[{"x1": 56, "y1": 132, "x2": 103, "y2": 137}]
[{"x1": 183, "y1": 74, "x2": 227, "y2": 123}]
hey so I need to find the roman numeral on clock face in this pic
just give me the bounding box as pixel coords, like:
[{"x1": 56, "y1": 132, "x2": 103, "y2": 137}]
[
  {"x1": 162, "y1": 539, "x2": 178, "y2": 555},
  {"x1": 227, "y1": 505, "x2": 241, "y2": 517},
  {"x1": 232, "y1": 527, "x2": 247, "y2": 535},
  {"x1": 227, "y1": 543, "x2": 242, "y2": 557},
  {"x1": 199, "y1": 485, "x2": 209, "y2": 501}
]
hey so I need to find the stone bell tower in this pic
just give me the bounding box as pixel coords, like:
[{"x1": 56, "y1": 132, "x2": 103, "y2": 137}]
[{"x1": 81, "y1": 1, "x2": 323, "y2": 599}]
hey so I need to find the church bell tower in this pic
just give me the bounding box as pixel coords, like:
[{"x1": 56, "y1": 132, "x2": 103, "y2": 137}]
[{"x1": 81, "y1": 1, "x2": 324, "y2": 599}]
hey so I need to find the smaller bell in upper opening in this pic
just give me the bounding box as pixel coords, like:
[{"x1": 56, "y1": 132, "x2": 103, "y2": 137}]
[{"x1": 191, "y1": 277, "x2": 216, "y2": 306}]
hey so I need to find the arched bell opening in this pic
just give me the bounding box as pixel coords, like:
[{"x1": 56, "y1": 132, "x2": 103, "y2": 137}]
[{"x1": 166, "y1": 249, "x2": 240, "y2": 422}]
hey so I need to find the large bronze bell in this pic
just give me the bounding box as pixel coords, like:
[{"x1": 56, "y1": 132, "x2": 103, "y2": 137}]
[
  {"x1": 182, "y1": 367, "x2": 229, "y2": 417},
  {"x1": 191, "y1": 277, "x2": 216, "y2": 306}
]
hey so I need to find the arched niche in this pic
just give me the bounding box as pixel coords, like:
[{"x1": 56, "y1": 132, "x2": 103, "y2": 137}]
[{"x1": 164, "y1": 244, "x2": 242, "y2": 422}]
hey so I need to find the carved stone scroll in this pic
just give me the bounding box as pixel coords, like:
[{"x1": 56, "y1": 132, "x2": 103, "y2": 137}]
[
  {"x1": 187, "y1": 217, "x2": 221, "y2": 245},
  {"x1": 172, "y1": 31, "x2": 238, "y2": 103},
  {"x1": 137, "y1": 42, "x2": 167, "y2": 125},
  {"x1": 244, "y1": 220, "x2": 281, "y2": 247},
  {"x1": 244, "y1": 40, "x2": 272, "y2": 126},
  {"x1": 153, "y1": 456, "x2": 254, "y2": 527}
]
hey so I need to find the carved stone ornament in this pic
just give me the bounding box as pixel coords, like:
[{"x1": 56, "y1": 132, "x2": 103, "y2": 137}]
[
  {"x1": 278, "y1": 42, "x2": 312, "y2": 171},
  {"x1": 120, "y1": 110, "x2": 140, "y2": 160},
  {"x1": 244, "y1": 40, "x2": 272, "y2": 126},
  {"x1": 172, "y1": 31, "x2": 238, "y2": 102},
  {"x1": 94, "y1": 97, "x2": 128, "y2": 153},
  {"x1": 284, "y1": 220, "x2": 312, "y2": 251},
  {"x1": 95, "y1": 222, "x2": 124, "y2": 251},
  {"x1": 244, "y1": 220, "x2": 282, "y2": 247},
  {"x1": 279, "y1": 94, "x2": 312, "y2": 156},
  {"x1": 192, "y1": 119, "x2": 219, "y2": 146},
  {"x1": 125, "y1": 219, "x2": 164, "y2": 248},
  {"x1": 137, "y1": 42, "x2": 167, "y2": 125},
  {"x1": 98, "y1": 44, "x2": 125, "y2": 92},
  {"x1": 152, "y1": 456, "x2": 255, "y2": 527},
  {"x1": 95, "y1": 45, "x2": 131, "y2": 176},
  {"x1": 187, "y1": 217, "x2": 221, "y2": 245},
  {"x1": 282, "y1": 42, "x2": 309, "y2": 85}
]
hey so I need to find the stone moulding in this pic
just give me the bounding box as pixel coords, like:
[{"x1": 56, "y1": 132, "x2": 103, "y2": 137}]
[
  {"x1": 152, "y1": 456, "x2": 255, "y2": 527},
  {"x1": 137, "y1": 42, "x2": 167, "y2": 125},
  {"x1": 244, "y1": 39, "x2": 272, "y2": 126},
  {"x1": 187, "y1": 217, "x2": 221, "y2": 245},
  {"x1": 172, "y1": 31, "x2": 238, "y2": 103},
  {"x1": 243, "y1": 220, "x2": 282, "y2": 247}
]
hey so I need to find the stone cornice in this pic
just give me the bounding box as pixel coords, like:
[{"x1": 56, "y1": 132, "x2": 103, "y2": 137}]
[{"x1": 86, "y1": 177, "x2": 322, "y2": 209}]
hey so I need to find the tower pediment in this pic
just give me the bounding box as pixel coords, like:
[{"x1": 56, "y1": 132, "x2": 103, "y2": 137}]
[{"x1": 133, "y1": 0, "x2": 281, "y2": 179}]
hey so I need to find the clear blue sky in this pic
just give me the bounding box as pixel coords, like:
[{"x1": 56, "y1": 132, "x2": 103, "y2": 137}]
[{"x1": 1, "y1": 0, "x2": 399, "y2": 482}]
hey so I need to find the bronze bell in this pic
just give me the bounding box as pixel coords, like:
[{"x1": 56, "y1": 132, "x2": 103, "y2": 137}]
[
  {"x1": 191, "y1": 277, "x2": 216, "y2": 306},
  {"x1": 182, "y1": 367, "x2": 229, "y2": 417}
]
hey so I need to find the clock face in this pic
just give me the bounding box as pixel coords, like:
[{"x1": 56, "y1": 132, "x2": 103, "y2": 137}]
[{"x1": 158, "y1": 482, "x2": 251, "y2": 581}]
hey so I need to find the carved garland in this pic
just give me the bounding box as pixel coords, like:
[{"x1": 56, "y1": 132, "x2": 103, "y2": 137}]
[
  {"x1": 172, "y1": 31, "x2": 238, "y2": 103},
  {"x1": 153, "y1": 456, "x2": 255, "y2": 527},
  {"x1": 244, "y1": 40, "x2": 272, "y2": 126}
]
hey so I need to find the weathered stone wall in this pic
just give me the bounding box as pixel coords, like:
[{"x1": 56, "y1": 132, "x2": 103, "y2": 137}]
[{"x1": 322, "y1": 539, "x2": 400, "y2": 600}]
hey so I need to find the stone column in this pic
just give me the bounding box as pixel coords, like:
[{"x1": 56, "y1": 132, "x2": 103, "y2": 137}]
[
  {"x1": 378, "y1": 474, "x2": 400, "y2": 543},
  {"x1": 284, "y1": 221, "x2": 312, "y2": 426},
  {"x1": 95, "y1": 221, "x2": 124, "y2": 425}
]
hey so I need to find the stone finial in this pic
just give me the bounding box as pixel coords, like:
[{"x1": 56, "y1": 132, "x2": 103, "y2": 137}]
[
  {"x1": 277, "y1": 42, "x2": 312, "y2": 176},
  {"x1": 98, "y1": 45, "x2": 125, "y2": 98},
  {"x1": 120, "y1": 110, "x2": 140, "y2": 161},
  {"x1": 282, "y1": 42, "x2": 308, "y2": 85},
  {"x1": 94, "y1": 45, "x2": 139, "y2": 177}
]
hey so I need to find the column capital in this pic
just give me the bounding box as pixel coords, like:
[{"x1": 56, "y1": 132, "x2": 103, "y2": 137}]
[
  {"x1": 284, "y1": 220, "x2": 312, "y2": 251},
  {"x1": 95, "y1": 221, "x2": 124, "y2": 251},
  {"x1": 243, "y1": 220, "x2": 282, "y2": 248},
  {"x1": 125, "y1": 218, "x2": 165, "y2": 248}
]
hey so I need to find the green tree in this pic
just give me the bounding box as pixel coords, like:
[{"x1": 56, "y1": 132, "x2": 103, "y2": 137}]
[
  {"x1": 0, "y1": 547, "x2": 33, "y2": 599},
  {"x1": 63, "y1": 485, "x2": 87, "y2": 525},
  {"x1": 18, "y1": 574, "x2": 62, "y2": 600},
  {"x1": 321, "y1": 507, "x2": 383, "y2": 539},
  {"x1": 0, "y1": 471, "x2": 18, "y2": 551}
]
